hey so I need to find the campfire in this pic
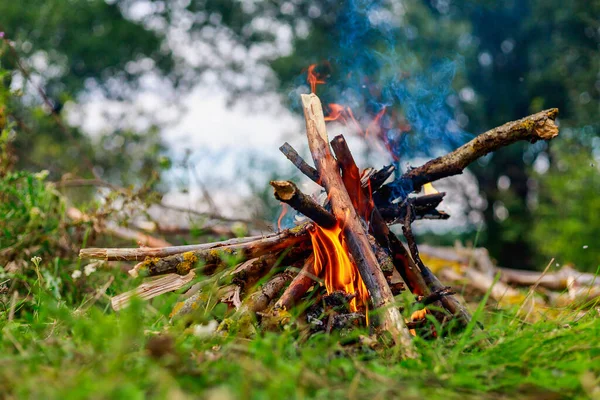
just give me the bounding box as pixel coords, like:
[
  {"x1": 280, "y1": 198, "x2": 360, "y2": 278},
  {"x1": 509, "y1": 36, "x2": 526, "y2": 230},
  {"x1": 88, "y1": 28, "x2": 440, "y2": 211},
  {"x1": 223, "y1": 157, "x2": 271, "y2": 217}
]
[{"x1": 80, "y1": 66, "x2": 560, "y2": 358}]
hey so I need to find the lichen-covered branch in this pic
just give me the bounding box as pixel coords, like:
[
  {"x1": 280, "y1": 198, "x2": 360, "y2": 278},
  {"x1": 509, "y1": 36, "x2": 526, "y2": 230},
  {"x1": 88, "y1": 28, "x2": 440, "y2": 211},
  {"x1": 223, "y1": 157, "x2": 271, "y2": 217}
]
[
  {"x1": 80, "y1": 225, "x2": 310, "y2": 261},
  {"x1": 131, "y1": 225, "x2": 310, "y2": 276}
]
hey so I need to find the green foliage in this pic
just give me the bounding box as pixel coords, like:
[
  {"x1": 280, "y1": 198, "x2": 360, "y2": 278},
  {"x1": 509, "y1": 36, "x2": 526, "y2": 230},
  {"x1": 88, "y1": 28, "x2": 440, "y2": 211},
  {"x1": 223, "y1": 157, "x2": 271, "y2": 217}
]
[
  {"x1": 0, "y1": 0, "x2": 172, "y2": 97},
  {"x1": 0, "y1": 1, "x2": 173, "y2": 185},
  {"x1": 0, "y1": 121, "x2": 66, "y2": 262},
  {"x1": 1, "y1": 263, "x2": 599, "y2": 398},
  {"x1": 531, "y1": 142, "x2": 600, "y2": 271},
  {"x1": 0, "y1": 167, "x2": 65, "y2": 258}
]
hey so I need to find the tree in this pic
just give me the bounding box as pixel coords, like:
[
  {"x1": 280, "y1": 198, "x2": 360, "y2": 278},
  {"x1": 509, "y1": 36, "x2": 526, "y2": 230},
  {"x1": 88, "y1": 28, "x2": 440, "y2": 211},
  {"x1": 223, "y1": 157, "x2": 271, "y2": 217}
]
[{"x1": 0, "y1": 0, "x2": 173, "y2": 183}]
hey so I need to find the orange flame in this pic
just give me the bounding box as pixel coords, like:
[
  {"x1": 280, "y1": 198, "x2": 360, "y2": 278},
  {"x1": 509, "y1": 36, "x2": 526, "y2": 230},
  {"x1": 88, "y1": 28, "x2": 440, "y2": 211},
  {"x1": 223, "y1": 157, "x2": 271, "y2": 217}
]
[
  {"x1": 309, "y1": 223, "x2": 369, "y2": 313},
  {"x1": 365, "y1": 106, "x2": 387, "y2": 139},
  {"x1": 307, "y1": 64, "x2": 326, "y2": 93},
  {"x1": 423, "y1": 182, "x2": 439, "y2": 195},
  {"x1": 409, "y1": 309, "x2": 430, "y2": 336},
  {"x1": 324, "y1": 104, "x2": 363, "y2": 135},
  {"x1": 277, "y1": 203, "x2": 288, "y2": 231}
]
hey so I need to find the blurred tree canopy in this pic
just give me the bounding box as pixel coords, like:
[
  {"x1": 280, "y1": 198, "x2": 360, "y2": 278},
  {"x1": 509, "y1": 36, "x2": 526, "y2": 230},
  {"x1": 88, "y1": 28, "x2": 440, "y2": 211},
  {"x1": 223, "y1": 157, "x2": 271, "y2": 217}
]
[
  {"x1": 0, "y1": 0, "x2": 173, "y2": 184},
  {"x1": 1, "y1": 0, "x2": 598, "y2": 270}
]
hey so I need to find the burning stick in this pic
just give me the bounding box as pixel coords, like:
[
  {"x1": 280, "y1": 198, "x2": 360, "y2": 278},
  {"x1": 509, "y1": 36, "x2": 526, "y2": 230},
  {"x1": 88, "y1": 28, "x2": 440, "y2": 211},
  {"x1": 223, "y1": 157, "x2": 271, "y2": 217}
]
[
  {"x1": 275, "y1": 255, "x2": 318, "y2": 311},
  {"x1": 270, "y1": 180, "x2": 337, "y2": 229},
  {"x1": 329, "y1": 134, "x2": 430, "y2": 297},
  {"x1": 401, "y1": 108, "x2": 559, "y2": 191},
  {"x1": 301, "y1": 93, "x2": 416, "y2": 356}
]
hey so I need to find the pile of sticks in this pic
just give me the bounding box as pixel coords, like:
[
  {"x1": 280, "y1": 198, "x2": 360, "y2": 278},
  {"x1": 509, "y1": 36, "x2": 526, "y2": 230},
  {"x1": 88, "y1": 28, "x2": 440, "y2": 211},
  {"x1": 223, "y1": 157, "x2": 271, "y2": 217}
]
[{"x1": 80, "y1": 93, "x2": 559, "y2": 357}]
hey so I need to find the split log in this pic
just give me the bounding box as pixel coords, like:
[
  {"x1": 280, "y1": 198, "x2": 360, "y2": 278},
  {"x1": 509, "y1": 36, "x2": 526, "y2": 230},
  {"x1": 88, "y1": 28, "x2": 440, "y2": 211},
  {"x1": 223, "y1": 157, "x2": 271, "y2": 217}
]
[
  {"x1": 301, "y1": 93, "x2": 415, "y2": 356},
  {"x1": 270, "y1": 180, "x2": 337, "y2": 229},
  {"x1": 275, "y1": 255, "x2": 318, "y2": 311},
  {"x1": 111, "y1": 271, "x2": 196, "y2": 311},
  {"x1": 80, "y1": 226, "x2": 309, "y2": 261},
  {"x1": 401, "y1": 108, "x2": 559, "y2": 192}
]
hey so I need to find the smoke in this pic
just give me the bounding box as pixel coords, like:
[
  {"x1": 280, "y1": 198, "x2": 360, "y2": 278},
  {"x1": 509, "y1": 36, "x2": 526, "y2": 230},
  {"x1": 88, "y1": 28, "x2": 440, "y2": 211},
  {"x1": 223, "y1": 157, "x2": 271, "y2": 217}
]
[{"x1": 291, "y1": 0, "x2": 470, "y2": 168}]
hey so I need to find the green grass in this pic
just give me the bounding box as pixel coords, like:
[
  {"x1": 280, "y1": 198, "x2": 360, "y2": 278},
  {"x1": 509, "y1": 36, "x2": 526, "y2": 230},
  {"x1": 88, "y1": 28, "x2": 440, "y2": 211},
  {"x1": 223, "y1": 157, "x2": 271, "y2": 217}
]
[{"x1": 1, "y1": 260, "x2": 599, "y2": 400}]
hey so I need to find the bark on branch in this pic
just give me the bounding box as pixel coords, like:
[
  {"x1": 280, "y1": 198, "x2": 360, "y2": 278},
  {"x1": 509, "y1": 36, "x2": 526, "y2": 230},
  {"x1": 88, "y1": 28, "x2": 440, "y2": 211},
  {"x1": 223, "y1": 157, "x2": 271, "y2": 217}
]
[
  {"x1": 270, "y1": 180, "x2": 337, "y2": 229},
  {"x1": 402, "y1": 108, "x2": 559, "y2": 191},
  {"x1": 279, "y1": 142, "x2": 321, "y2": 183},
  {"x1": 80, "y1": 227, "x2": 308, "y2": 261}
]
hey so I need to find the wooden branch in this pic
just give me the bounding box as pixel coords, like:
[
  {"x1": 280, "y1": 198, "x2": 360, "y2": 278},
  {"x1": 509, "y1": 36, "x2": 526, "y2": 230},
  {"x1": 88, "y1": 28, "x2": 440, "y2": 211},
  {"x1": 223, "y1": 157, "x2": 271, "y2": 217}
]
[
  {"x1": 330, "y1": 134, "x2": 430, "y2": 297},
  {"x1": 140, "y1": 220, "x2": 263, "y2": 239},
  {"x1": 275, "y1": 255, "x2": 318, "y2": 310},
  {"x1": 401, "y1": 108, "x2": 559, "y2": 191},
  {"x1": 498, "y1": 266, "x2": 600, "y2": 290},
  {"x1": 230, "y1": 254, "x2": 280, "y2": 291},
  {"x1": 243, "y1": 272, "x2": 295, "y2": 313},
  {"x1": 270, "y1": 180, "x2": 337, "y2": 229},
  {"x1": 301, "y1": 94, "x2": 415, "y2": 356},
  {"x1": 80, "y1": 226, "x2": 309, "y2": 261},
  {"x1": 279, "y1": 142, "x2": 320, "y2": 183},
  {"x1": 132, "y1": 227, "x2": 309, "y2": 276},
  {"x1": 378, "y1": 192, "x2": 447, "y2": 223},
  {"x1": 68, "y1": 207, "x2": 172, "y2": 248},
  {"x1": 402, "y1": 205, "x2": 472, "y2": 325},
  {"x1": 463, "y1": 267, "x2": 527, "y2": 305},
  {"x1": 280, "y1": 142, "x2": 394, "y2": 192}
]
